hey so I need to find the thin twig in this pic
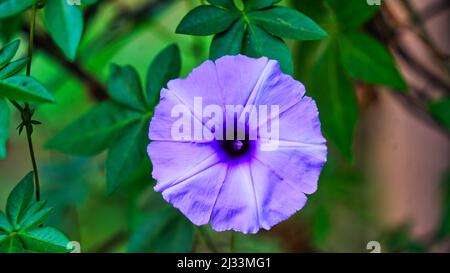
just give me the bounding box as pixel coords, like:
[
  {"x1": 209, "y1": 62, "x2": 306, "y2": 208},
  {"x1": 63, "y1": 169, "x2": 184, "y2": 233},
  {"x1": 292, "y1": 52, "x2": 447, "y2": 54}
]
[
  {"x1": 22, "y1": 4, "x2": 41, "y2": 202},
  {"x1": 31, "y1": 31, "x2": 109, "y2": 101}
]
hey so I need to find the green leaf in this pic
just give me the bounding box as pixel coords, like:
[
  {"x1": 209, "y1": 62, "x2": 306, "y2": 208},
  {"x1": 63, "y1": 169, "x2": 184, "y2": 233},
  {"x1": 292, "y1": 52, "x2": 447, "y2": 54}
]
[
  {"x1": 176, "y1": 5, "x2": 239, "y2": 36},
  {"x1": 210, "y1": 18, "x2": 246, "y2": 60},
  {"x1": 339, "y1": 32, "x2": 407, "y2": 91},
  {"x1": 326, "y1": 0, "x2": 380, "y2": 29},
  {"x1": 244, "y1": 0, "x2": 281, "y2": 11},
  {"x1": 0, "y1": 234, "x2": 23, "y2": 253},
  {"x1": 6, "y1": 172, "x2": 34, "y2": 227},
  {"x1": 46, "y1": 101, "x2": 142, "y2": 156},
  {"x1": 107, "y1": 64, "x2": 146, "y2": 111},
  {"x1": 21, "y1": 208, "x2": 52, "y2": 230},
  {"x1": 19, "y1": 227, "x2": 70, "y2": 253},
  {"x1": 18, "y1": 201, "x2": 51, "y2": 230},
  {"x1": 0, "y1": 0, "x2": 36, "y2": 19},
  {"x1": 0, "y1": 98, "x2": 9, "y2": 159},
  {"x1": 0, "y1": 211, "x2": 12, "y2": 232},
  {"x1": 0, "y1": 39, "x2": 19, "y2": 69},
  {"x1": 146, "y1": 44, "x2": 181, "y2": 109},
  {"x1": 429, "y1": 98, "x2": 450, "y2": 131},
  {"x1": 0, "y1": 57, "x2": 28, "y2": 79},
  {"x1": 128, "y1": 208, "x2": 194, "y2": 253},
  {"x1": 248, "y1": 6, "x2": 327, "y2": 40},
  {"x1": 106, "y1": 120, "x2": 149, "y2": 194},
  {"x1": 0, "y1": 75, "x2": 55, "y2": 103},
  {"x1": 43, "y1": 0, "x2": 84, "y2": 61},
  {"x1": 309, "y1": 44, "x2": 358, "y2": 160},
  {"x1": 207, "y1": 0, "x2": 236, "y2": 9},
  {"x1": 243, "y1": 23, "x2": 293, "y2": 74}
]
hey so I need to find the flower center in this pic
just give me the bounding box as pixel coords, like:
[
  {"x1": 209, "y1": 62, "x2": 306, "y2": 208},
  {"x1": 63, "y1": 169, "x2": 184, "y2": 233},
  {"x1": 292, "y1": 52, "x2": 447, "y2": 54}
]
[{"x1": 222, "y1": 139, "x2": 250, "y2": 157}]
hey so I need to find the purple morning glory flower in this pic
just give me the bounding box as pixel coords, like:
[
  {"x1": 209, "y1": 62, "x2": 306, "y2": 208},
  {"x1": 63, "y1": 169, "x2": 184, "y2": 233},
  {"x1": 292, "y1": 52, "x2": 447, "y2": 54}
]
[{"x1": 148, "y1": 55, "x2": 327, "y2": 234}]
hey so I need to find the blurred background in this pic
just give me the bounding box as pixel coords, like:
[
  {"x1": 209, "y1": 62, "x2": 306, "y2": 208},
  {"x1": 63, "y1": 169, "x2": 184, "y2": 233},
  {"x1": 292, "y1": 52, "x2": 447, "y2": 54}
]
[{"x1": 0, "y1": 0, "x2": 449, "y2": 252}]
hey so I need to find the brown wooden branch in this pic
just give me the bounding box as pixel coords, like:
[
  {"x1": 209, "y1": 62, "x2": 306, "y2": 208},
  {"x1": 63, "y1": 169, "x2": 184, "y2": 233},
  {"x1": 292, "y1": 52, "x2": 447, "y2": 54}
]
[
  {"x1": 32, "y1": 31, "x2": 110, "y2": 101},
  {"x1": 367, "y1": 7, "x2": 450, "y2": 97}
]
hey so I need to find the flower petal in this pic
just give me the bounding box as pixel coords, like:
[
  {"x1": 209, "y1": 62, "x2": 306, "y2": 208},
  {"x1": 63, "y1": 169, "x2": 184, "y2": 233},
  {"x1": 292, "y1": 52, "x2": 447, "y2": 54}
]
[
  {"x1": 148, "y1": 141, "x2": 221, "y2": 192},
  {"x1": 249, "y1": 159, "x2": 308, "y2": 230},
  {"x1": 210, "y1": 160, "x2": 308, "y2": 233},
  {"x1": 167, "y1": 55, "x2": 272, "y2": 108},
  {"x1": 161, "y1": 162, "x2": 228, "y2": 226},
  {"x1": 214, "y1": 55, "x2": 270, "y2": 106},
  {"x1": 256, "y1": 97, "x2": 327, "y2": 194},
  {"x1": 149, "y1": 88, "x2": 209, "y2": 142},
  {"x1": 244, "y1": 60, "x2": 305, "y2": 119},
  {"x1": 210, "y1": 163, "x2": 260, "y2": 234}
]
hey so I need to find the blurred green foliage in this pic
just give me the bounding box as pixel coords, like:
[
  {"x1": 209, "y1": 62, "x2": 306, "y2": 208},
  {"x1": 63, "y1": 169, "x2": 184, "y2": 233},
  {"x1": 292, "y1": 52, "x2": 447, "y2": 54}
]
[{"x1": 0, "y1": 0, "x2": 448, "y2": 253}]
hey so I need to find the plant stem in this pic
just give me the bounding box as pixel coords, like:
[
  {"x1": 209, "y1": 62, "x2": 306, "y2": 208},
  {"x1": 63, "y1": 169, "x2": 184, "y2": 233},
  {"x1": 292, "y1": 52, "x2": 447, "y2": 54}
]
[
  {"x1": 25, "y1": 127, "x2": 40, "y2": 201},
  {"x1": 26, "y1": 5, "x2": 36, "y2": 76},
  {"x1": 230, "y1": 232, "x2": 235, "y2": 253},
  {"x1": 25, "y1": 4, "x2": 40, "y2": 202},
  {"x1": 9, "y1": 100, "x2": 23, "y2": 112}
]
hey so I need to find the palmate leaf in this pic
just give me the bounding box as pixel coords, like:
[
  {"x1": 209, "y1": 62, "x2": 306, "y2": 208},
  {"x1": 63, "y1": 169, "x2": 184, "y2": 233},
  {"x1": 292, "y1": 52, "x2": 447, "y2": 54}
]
[
  {"x1": 181, "y1": 2, "x2": 328, "y2": 73},
  {"x1": 0, "y1": 39, "x2": 19, "y2": 68},
  {"x1": 146, "y1": 44, "x2": 181, "y2": 109},
  {"x1": 19, "y1": 201, "x2": 52, "y2": 230},
  {"x1": 0, "y1": 235, "x2": 23, "y2": 253},
  {"x1": 176, "y1": 5, "x2": 239, "y2": 36},
  {"x1": 243, "y1": 23, "x2": 293, "y2": 74},
  {"x1": 0, "y1": 39, "x2": 28, "y2": 83},
  {"x1": 338, "y1": 32, "x2": 407, "y2": 91},
  {"x1": 46, "y1": 101, "x2": 142, "y2": 156},
  {"x1": 128, "y1": 208, "x2": 194, "y2": 253},
  {"x1": 0, "y1": 57, "x2": 28, "y2": 79},
  {"x1": 0, "y1": 75, "x2": 55, "y2": 103},
  {"x1": 248, "y1": 6, "x2": 327, "y2": 40},
  {"x1": 210, "y1": 18, "x2": 246, "y2": 60},
  {"x1": 0, "y1": 98, "x2": 9, "y2": 159},
  {"x1": 0, "y1": 172, "x2": 71, "y2": 253},
  {"x1": 48, "y1": 44, "x2": 182, "y2": 193},
  {"x1": 44, "y1": 0, "x2": 84, "y2": 61},
  {"x1": 106, "y1": 120, "x2": 149, "y2": 194},
  {"x1": 107, "y1": 65, "x2": 146, "y2": 111},
  {"x1": 0, "y1": 0, "x2": 36, "y2": 19},
  {"x1": 6, "y1": 172, "x2": 34, "y2": 228},
  {"x1": 295, "y1": 0, "x2": 406, "y2": 161},
  {"x1": 19, "y1": 227, "x2": 69, "y2": 253}
]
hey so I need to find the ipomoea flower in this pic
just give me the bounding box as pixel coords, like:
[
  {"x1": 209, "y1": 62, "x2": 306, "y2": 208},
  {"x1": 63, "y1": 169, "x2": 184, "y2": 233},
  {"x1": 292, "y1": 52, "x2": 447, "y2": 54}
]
[{"x1": 148, "y1": 55, "x2": 327, "y2": 234}]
